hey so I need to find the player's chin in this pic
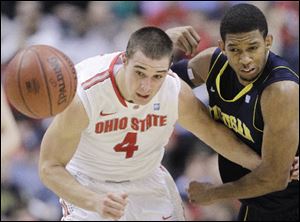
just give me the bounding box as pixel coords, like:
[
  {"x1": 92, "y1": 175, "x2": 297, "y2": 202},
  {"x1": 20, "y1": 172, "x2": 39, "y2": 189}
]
[
  {"x1": 134, "y1": 94, "x2": 152, "y2": 105},
  {"x1": 239, "y1": 73, "x2": 259, "y2": 83},
  {"x1": 239, "y1": 69, "x2": 260, "y2": 82}
]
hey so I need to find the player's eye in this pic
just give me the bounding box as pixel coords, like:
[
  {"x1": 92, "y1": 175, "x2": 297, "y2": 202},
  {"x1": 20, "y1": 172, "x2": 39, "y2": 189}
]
[
  {"x1": 136, "y1": 71, "x2": 145, "y2": 77},
  {"x1": 229, "y1": 48, "x2": 239, "y2": 53},
  {"x1": 249, "y1": 46, "x2": 258, "y2": 51},
  {"x1": 153, "y1": 75, "x2": 163, "y2": 80}
]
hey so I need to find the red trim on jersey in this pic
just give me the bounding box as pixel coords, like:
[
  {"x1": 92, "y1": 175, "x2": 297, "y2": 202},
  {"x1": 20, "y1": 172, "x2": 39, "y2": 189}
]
[
  {"x1": 82, "y1": 70, "x2": 108, "y2": 86},
  {"x1": 60, "y1": 199, "x2": 70, "y2": 217},
  {"x1": 160, "y1": 165, "x2": 167, "y2": 172},
  {"x1": 82, "y1": 72, "x2": 110, "y2": 90},
  {"x1": 167, "y1": 72, "x2": 176, "y2": 78},
  {"x1": 108, "y1": 52, "x2": 128, "y2": 107}
]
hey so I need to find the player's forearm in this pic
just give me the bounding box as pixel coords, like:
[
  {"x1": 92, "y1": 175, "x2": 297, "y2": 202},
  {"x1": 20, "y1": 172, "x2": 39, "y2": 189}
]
[
  {"x1": 39, "y1": 163, "x2": 99, "y2": 212},
  {"x1": 209, "y1": 165, "x2": 286, "y2": 201},
  {"x1": 1, "y1": 131, "x2": 21, "y2": 160},
  {"x1": 39, "y1": 128, "x2": 99, "y2": 212},
  {"x1": 197, "y1": 119, "x2": 261, "y2": 170}
]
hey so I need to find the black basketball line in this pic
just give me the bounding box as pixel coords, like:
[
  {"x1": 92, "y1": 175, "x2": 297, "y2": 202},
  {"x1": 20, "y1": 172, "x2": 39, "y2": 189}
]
[
  {"x1": 31, "y1": 48, "x2": 53, "y2": 116},
  {"x1": 17, "y1": 49, "x2": 38, "y2": 118},
  {"x1": 49, "y1": 47, "x2": 75, "y2": 106}
]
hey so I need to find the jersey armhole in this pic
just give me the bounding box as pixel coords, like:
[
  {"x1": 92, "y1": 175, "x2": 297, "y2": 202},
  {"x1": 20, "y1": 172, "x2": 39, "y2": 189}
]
[
  {"x1": 76, "y1": 86, "x2": 93, "y2": 132},
  {"x1": 252, "y1": 95, "x2": 263, "y2": 132},
  {"x1": 206, "y1": 48, "x2": 223, "y2": 84}
]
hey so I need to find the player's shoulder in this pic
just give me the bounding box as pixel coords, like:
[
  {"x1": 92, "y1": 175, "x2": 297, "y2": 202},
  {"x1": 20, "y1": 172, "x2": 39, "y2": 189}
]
[
  {"x1": 263, "y1": 80, "x2": 299, "y2": 98},
  {"x1": 75, "y1": 52, "x2": 121, "y2": 83},
  {"x1": 191, "y1": 47, "x2": 219, "y2": 64},
  {"x1": 165, "y1": 69, "x2": 181, "y2": 88}
]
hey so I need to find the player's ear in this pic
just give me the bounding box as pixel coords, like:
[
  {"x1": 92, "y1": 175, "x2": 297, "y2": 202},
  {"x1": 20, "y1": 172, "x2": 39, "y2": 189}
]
[
  {"x1": 218, "y1": 40, "x2": 226, "y2": 55},
  {"x1": 122, "y1": 53, "x2": 128, "y2": 65},
  {"x1": 265, "y1": 35, "x2": 273, "y2": 50}
]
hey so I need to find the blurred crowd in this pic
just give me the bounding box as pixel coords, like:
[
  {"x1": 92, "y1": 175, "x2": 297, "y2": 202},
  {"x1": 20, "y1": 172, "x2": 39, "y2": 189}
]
[{"x1": 1, "y1": 1, "x2": 298, "y2": 221}]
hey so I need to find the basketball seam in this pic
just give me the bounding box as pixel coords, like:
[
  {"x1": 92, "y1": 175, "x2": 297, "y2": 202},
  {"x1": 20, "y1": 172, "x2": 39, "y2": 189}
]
[
  {"x1": 17, "y1": 49, "x2": 38, "y2": 118},
  {"x1": 49, "y1": 47, "x2": 75, "y2": 106},
  {"x1": 31, "y1": 48, "x2": 53, "y2": 116}
]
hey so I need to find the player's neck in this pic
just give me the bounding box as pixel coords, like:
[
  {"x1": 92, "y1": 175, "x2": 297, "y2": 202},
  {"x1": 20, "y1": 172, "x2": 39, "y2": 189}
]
[{"x1": 115, "y1": 67, "x2": 131, "y2": 102}]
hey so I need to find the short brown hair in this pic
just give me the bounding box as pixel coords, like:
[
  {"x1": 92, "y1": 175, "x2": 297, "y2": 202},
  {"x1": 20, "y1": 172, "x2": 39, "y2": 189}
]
[{"x1": 126, "y1": 26, "x2": 173, "y2": 63}]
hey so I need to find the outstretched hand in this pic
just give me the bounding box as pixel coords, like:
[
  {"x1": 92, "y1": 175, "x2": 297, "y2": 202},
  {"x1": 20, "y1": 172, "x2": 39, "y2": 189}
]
[{"x1": 166, "y1": 26, "x2": 200, "y2": 57}]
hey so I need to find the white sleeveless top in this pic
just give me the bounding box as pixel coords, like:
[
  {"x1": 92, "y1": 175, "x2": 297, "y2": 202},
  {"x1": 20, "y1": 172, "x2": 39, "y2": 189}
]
[{"x1": 66, "y1": 52, "x2": 181, "y2": 181}]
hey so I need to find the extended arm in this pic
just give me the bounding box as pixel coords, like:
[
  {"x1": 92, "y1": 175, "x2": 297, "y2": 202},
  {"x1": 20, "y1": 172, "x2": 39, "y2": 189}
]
[
  {"x1": 39, "y1": 94, "x2": 127, "y2": 219},
  {"x1": 178, "y1": 79, "x2": 261, "y2": 170},
  {"x1": 1, "y1": 85, "x2": 21, "y2": 161},
  {"x1": 188, "y1": 81, "x2": 299, "y2": 204}
]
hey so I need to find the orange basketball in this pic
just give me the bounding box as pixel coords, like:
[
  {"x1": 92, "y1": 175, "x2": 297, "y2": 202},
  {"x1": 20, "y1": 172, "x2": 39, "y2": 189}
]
[{"x1": 4, "y1": 45, "x2": 77, "y2": 119}]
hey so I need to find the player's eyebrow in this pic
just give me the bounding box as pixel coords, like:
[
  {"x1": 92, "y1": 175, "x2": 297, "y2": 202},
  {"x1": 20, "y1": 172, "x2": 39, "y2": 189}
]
[
  {"x1": 134, "y1": 65, "x2": 168, "y2": 73},
  {"x1": 227, "y1": 41, "x2": 260, "y2": 47},
  {"x1": 247, "y1": 41, "x2": 260, "y2": 46},
  {"x1": 227, "y1": 43, "x2": 238, "y2": 47},
  {"x1": 134, "y1": 65, "x2": 146, "y2": 70}
]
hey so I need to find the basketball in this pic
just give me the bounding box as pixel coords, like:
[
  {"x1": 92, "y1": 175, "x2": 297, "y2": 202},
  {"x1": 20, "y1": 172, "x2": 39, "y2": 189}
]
[{"x1": 3, "y1": 45, "x2": 77, "y2": 119}]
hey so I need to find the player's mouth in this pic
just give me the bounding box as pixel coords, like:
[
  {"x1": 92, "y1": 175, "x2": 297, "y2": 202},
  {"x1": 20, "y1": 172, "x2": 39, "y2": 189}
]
[
  {"x1": 136, "y1": 92, "x2": 150, "y2": 99},
  {"x1": 240, "y1": 67, "x2": 256, "y2": 75}
]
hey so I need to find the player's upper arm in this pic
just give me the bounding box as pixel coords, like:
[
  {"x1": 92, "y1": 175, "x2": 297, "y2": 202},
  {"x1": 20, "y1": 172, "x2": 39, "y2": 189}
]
[
  {"x1": 188, "y1": 47, "x2": 217, "y2": 86},
  {"x1": 260, "y1": 81, "x2": 299, "y2": 187},
  {"x1": 177, "y1": 79, "x2": 262, "y2": 170},
  {"x1": 40, "y1": 94, "x2": 89, "y2": 167},
  {"x1": 178, "y1": 79, "x2": 211, "y2": 133}
]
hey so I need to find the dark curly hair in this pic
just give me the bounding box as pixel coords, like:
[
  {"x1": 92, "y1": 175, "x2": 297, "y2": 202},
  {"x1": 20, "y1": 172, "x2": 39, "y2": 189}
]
[{"x1": 220, "y1": 3, "x2": 268, "y2": 41}]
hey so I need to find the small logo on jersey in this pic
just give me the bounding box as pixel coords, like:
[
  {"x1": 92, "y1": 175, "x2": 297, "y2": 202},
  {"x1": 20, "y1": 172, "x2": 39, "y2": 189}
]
[
  {"x1": 210, "y1": 86, "x2": 215, "y2": 92},
  {"x1": 245, "y1": 95, "x2": 251, "y2": 103},
  {"x1": 153, "y1": 103, "x2": 160, "y2": 111},
  {"x1": 162, "y1": 215, "x2": 172, "y2": 220},
  {"x1": 100, "y1": 111, "x2": 117, "y2": 116}
]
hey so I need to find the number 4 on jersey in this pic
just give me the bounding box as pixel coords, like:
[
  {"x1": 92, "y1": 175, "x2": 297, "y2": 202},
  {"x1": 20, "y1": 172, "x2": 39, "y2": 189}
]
[{"x1": 114, "y1": 132, "x2": 138, "y2": 158}]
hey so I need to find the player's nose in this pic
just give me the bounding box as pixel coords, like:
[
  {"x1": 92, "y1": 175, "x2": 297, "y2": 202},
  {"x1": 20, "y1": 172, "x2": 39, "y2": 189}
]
[
  {"x1": 140, "y1": 78, "x2": 152, "y2": 92},
  {"x1": 239, "y1": 52, "x2": 252, "y2": 66}
]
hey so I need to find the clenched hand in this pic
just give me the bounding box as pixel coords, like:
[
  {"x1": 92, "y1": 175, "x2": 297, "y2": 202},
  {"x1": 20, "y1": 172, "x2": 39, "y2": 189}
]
[
  {"x1": 166, "y1": 26, "x2": 200, "y2": 57},
  {"x1": 96, "y1": 193, "x2": 128, "y2": 220},
  {"x1": 187, "y1": 181, "x2": 216, "y2": 205}
]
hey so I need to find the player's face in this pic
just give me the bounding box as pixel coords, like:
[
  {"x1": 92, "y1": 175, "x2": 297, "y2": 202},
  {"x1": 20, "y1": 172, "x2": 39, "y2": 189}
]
[
  {"x1": 123, "y1": 51, "x2": 170, "y2": 105},
  {"x1": 219, "y1": 30, "x2": 273, "y2": 85}
]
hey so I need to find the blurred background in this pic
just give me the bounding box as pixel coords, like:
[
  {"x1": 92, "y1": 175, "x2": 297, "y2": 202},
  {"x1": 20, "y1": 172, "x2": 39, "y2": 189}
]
[{"x1": 1, "y1": 1, "x2": 299, "y2": 221}]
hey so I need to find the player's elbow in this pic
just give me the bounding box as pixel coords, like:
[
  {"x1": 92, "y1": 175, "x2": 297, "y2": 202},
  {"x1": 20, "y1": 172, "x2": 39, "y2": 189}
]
[
  {"x1": 272, "y1": 175, "x2": 289, "y2": 191},
  {"x1": 265, "y1": 173, "x2": 289, "y2": 192},
  {"x1": 39, "y1": 162, "x2": 50, "y2": 184},
  {"x1": 39, "y1": 161, "x2": 57, "y2": 186}
]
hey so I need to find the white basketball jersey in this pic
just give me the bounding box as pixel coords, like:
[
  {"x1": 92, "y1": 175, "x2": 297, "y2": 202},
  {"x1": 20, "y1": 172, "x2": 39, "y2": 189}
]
[{"x1": 66, "y1": 52, "x2": 181, "y2": 181}]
